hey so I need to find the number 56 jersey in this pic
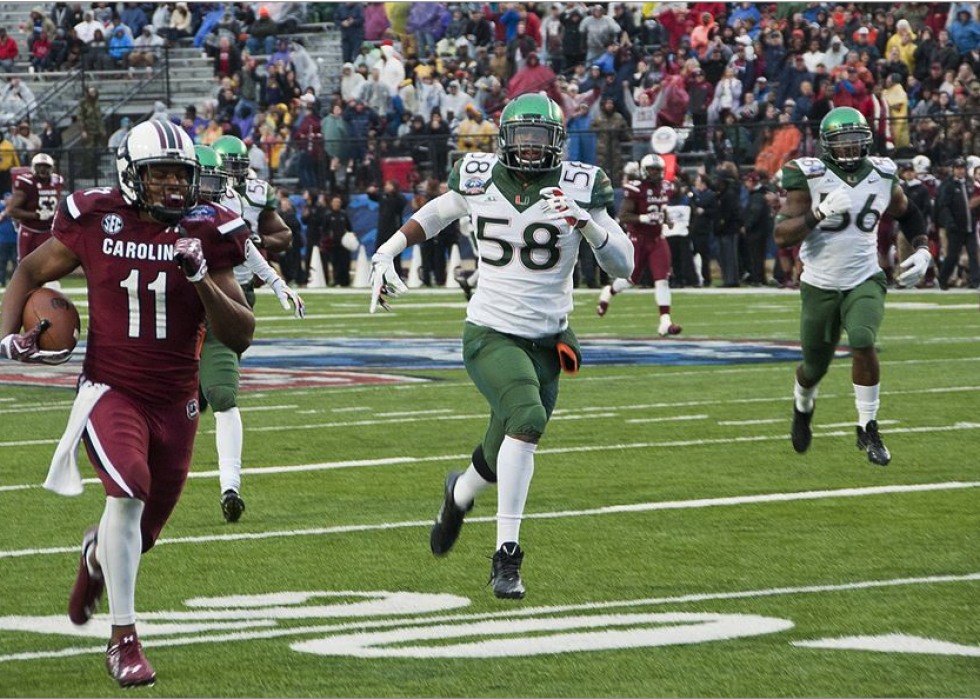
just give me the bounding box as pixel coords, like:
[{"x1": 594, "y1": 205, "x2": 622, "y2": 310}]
[
  {"x1": 447, "y1": 153, "x2": 615, "y2": 338},
  {"x1": 781, "y1": 156, "x2": 899, "y2": 291}
]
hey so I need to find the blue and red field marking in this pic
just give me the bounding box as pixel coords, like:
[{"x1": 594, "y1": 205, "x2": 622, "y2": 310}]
[
  {"x1": 241, "y1": 337, "x2": 848, "y2": 370},
  {"x1": 0, "y1": 338, "x2": 848, "y2": 391}
]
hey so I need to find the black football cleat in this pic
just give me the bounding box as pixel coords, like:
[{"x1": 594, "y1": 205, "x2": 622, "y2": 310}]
[
  {"x1": 857, "y1": 420, "x2": 891, "y2": 466},
  {"x1": 221, "y1": 490, "x2": 245, "y2": 523},
  {"x1": 430, "y1": 471, "x2": 471, "y2": 556},
  {"x1": 489, "y1": 542, "x2": 526, "y2": 600},
  {"x1": 791, "y1": 406, "x2": 814, "y2": 454}
]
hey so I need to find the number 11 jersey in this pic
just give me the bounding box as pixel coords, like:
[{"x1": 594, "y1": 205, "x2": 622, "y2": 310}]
[
  {"x1": 448, "y1": 153, "x2": 614, "y2": 338},
  {"x1": 52, "y1": 188, "x2": 248, "y2": 404}
]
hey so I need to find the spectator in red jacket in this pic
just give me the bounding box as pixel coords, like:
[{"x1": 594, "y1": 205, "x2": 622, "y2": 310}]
[
  {"x1": 506, "y1": 52, "x2": 560, "y2": 103},
  {"x1": 0, "y1": 27, "x2": 19, "y2": 72},
  {"x1": 30, "y1": 30, "x2": 52, "y2": 72}
]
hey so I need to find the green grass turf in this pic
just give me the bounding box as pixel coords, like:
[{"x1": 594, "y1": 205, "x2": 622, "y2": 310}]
[{"x1": 0, "y1": 284, "x2": 977, "y2": 697}]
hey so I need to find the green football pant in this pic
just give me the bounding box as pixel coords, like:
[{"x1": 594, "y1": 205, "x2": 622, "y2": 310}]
[
  {"x1": 799, "y1": 272, "x2": 886, "y2": 384},
  {"x1": 198, "y1": 282, "x2": 254, "y2": 413},
  {"x1": 199, "y1": 326, "x2": 240, "y2": 413},
  {"x1": 462, "y1": 322, "x2": 561, "y2": 474}
]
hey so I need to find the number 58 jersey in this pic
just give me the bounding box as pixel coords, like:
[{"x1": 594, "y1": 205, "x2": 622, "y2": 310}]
[
  {"x1": 781, "y1": 156, "x2": 899, "y2": 291},
  {"x1": 447, "y1": 153, "x2": 615, "y2": 339}
]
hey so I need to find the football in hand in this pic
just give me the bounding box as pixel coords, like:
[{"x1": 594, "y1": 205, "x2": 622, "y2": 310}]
[{"x1": 23, "y1": 287, "x2": 80, "y2": 352}]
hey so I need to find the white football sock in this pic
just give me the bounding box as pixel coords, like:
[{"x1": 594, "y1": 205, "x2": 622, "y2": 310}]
[
  {"x1": 854, "y1": 383, "x2": 880, "y2": 426},
  {"x1": 215, "y1": 408, "x2": 242, "y2": 493},
  {"x1": 496, "y1": 436, "x2": 536, "y2": 549},
  {"x1": 611, "y1": 277, "x2": 632, "y2": 294},
  {"x1": 654, "y1": 279, "x2": 671, "y2": 308},
  {"x1": 97, "y1": 497, "x2": 144, "y2": 627},
  {"x1": 452, "y1": 463, "x2": 491, "y2": 509},
  {"x1": 794, "y1": 378, "x2": 818, "y2": 413}
]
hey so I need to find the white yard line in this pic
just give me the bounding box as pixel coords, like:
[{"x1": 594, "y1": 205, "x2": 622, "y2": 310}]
[
  {"x1": 15, "y1": 419, "x2": 979, "y2": 493},
  {"x1": 1, "y1": 480, "x2": 977, "y2": 560},
  {"x1": 625, "y1": 414, "x2": 710, "y2": 424},
  {"x1": 0, "y1": 402, "x2": 74, "y2": 415},
  {"x1": 2, "y1": 381, "x2": 978, "y2": 449},
  {"x1": 814, "y1": 420, "x2": 899, "y2": 430}
]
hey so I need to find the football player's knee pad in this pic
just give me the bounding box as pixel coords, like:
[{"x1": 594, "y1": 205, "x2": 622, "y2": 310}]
[
  {"x1": 505, "y1": 403, "x2": 548, "y2": 440},
  {"x1": 847, "y1": 325, "x2": 876, "y2": 350},
  {"x1": 204, "y1": 384, "x2": 238, "y2": 414}
]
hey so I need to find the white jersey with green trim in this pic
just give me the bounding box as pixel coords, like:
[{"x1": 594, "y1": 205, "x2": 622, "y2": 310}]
[
  {"x1": 220, "y1": 183, "x2": 275, "y2": 287},
  {"x1": 442, "y1": 152, "x2": 618, "y2": 338},
  {"x1": 787, "y1": 156, "x2": 897, "y2": 291}
]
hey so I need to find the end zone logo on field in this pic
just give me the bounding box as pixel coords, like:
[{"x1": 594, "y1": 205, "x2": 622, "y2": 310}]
[
  {"x1": 0, "y1": 345, "x2": 433, "y2": 391},
  {"x1": 0, "y1": 338, "x2": 849, "y2": 389},
  {"x1": 241, "y1": 337, "x2": 849, "y2": 371}
]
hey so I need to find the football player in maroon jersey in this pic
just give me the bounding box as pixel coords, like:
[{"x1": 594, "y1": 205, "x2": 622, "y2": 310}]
[
  {"x1": 7, "y1": 153, "x2": 65, "y2": 262},
  {"x1": 0, "y1": 120, "x2": 253, "y2": 688},
  {"x1": 596, "y1": 153, "x2": 682, "y2": 336}
]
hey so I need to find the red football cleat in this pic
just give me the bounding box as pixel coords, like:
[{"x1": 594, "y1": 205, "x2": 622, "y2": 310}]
[
  {"x1": 106, "y1": 634, "x2": 156, "y2": 688},
  {"x1": 68, "y1": 526, "x2": 104, "y2": 625}
]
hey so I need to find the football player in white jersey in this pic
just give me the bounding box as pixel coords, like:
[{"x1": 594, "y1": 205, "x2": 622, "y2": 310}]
[
  {"x1": 775, "y1": 107, "x2": 931, "y2": 466},
  {"x1": 196, "y1": 142, "x2": 305, "y2": 523},
  {"x1": 368, "y1": 93, "x2": 634, "y2": 599}
]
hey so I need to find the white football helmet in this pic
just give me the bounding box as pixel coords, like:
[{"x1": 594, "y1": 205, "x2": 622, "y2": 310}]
[
  {"x1": 640, "y1": 153, "x2": 665, "y2": 183},
  {"x1": 117, "y1": 119, "x2": 199, "y2": 224},
  {"x1": 911, "y1": 154, "x2": 931, "y2": 175},
  {"x1": 31, "y1": 152, "x2": 54, "y2": 173},
  {"x1": 31, "y1": 152, "x2": 54, "y2": 182},
  {"x1": 650, "y1": 126, "x2": 679, "y2": 155},
  {"x1": 623, "y1": 160, "x2": 640, "y2": 180},
  {"x1": 967, "y1": 155, "x2": 980, "y2": 177}
]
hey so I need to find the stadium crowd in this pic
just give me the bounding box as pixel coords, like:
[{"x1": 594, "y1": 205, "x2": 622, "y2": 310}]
[{"x1": 0, "y1": 1, "x2": 979, "y2": 290}]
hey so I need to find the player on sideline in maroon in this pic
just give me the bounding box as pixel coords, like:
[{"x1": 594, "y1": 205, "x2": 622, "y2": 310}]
[
  {"x1": 0, "y1": 120, "x2": 253, "y2": 688},
  {"x1": 7, "y1": 152, "x2": 65, "y2": 263},
  {"x1": 596, "y1": 154, "x2": 682, "y2": 336}
]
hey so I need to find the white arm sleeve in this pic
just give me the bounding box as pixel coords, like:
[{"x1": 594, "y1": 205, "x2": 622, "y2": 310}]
[
  {"x1": 413, "y1": 190, "x2": 470, "y2": 240},
  {"x1": 583, "y1": 208, "x2": 634, "y2": 280},
  {"x1": 242, "y1": 237, "x2": 282, "y2": 286}
]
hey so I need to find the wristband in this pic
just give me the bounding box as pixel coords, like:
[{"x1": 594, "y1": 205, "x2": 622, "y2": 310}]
[
  {"x1": 579, "y1": 219, "x2": 608, "y2": 249},
  {"x1": 804, "y1": 209, "x2": 821, "y2": 230}
]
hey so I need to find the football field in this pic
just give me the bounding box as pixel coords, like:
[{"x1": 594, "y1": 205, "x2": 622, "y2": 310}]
[{"x1": 0, "y1": 285, "x2": 978, "y2": 697}]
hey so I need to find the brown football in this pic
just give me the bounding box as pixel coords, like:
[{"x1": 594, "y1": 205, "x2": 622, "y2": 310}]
[{"x1": 23, "y1": 287, "x2": 80, "y2": 352}]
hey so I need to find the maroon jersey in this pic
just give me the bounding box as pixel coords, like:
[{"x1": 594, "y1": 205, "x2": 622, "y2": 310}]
[
  {"x1": 53, "y1": 188, "x2": 248, "y2": 405},
  {"x1": 623, "y1": 179, "x2": 675, "y2": 238},
  {"x1": 13, "y1": 171, "x2": 64, "y2": 234},
  {"x1": 920, "y1": 173, "x2": 940, "y2": 199}
]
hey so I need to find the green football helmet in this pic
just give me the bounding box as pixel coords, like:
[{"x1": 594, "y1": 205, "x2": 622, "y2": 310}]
[
  {"x1": 498, "y1": 93, "x2": 565, "y2": 173},
  {"x1": 212, "y1": 135, "x2": 249, "y2": 188},
  {"x1": 819, "y1": 107, "x2": 873, "y2": 172},
  {"x1": 194, "y1": 145, "x2": 225, "y2": 202}
]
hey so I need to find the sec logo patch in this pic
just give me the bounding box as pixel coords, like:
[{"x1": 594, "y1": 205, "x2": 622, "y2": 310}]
[
  {"x1": 101, "y1": 214, "x2": 124, "y2": 235},
  {"x1": 186, "y1": 398, "x2": 199, "y2": 420}
]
